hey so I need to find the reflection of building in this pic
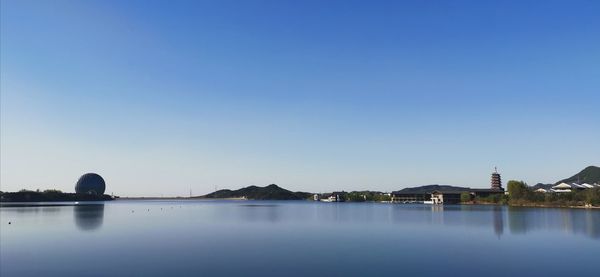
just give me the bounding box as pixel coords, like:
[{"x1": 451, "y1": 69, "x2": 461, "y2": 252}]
[
  {"x1": 492, "y1": 206, "x2": 504, "y2": 238},
  {"x1": 507, "y1": 207, "x2": 600, "y2": 239},
  {"x1": 73, "y1": 204, "x2": 105, "y2": 231}
]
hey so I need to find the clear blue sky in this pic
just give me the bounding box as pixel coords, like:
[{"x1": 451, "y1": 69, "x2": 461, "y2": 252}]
[{"x1": 1, "y1": 0, "x2": 599, "y2": 196}]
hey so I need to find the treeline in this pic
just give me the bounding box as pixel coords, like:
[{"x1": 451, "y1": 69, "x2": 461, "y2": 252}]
[
  {"x1": 0, "y1": 190, "x2": 113, "y2": 202},
  {"x1": 345, "y1": 191, "x2": 391, "y2": 202},
  {"x1": 507, "y1": 180, "x2": 600, "y2": 207}
]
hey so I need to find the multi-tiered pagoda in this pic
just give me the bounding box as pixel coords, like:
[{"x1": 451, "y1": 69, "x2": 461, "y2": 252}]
[{"x1": 491, "y1": 167, "x2": 502, "y2": 190}]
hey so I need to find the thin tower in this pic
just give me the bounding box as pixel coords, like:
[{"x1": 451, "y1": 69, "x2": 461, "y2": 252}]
[{"x1": 491, "y1": 167, "x2": 502, "y2": 190}]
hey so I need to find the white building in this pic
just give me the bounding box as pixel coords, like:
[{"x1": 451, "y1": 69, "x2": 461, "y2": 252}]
[
  {"x1": 551, "y1": 183, "x2": 572, "y2": 193},
  {"x1": 580, "y1": 183, "x2": 595, "y2": 189},
  {"x1": 550, "y1": 182, "x2": 592, "y2": 193}
]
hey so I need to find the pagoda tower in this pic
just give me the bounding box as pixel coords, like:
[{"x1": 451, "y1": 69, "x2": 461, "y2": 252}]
[{"x1": 491, "y1": 167, "x2": 503, "y2": 190}]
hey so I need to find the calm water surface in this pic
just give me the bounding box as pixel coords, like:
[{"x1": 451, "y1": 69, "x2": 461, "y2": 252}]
[{"x1": 1, "y1": 200, "x2": 599, "y2": 276}]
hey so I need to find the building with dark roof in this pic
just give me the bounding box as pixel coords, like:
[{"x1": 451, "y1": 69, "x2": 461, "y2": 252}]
[{"x1": 390, "y1": 168, "x2": 505, "y2": 204}]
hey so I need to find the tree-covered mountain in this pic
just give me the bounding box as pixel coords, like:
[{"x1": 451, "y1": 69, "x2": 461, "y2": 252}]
[
  {"x1": 555, "y1": 166, "x2": 600, "y2": 184},
  {"x1": 531, "y1": 183, "x2": 553, "y2": 190},
  {"x1": 199, "y1": 184, "x2": 312, "y2": 200}
]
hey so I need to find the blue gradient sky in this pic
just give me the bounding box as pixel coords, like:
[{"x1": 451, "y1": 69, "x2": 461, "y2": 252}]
[{"x1": 1, "y1": 0, "x2": 599, "y2": 196}]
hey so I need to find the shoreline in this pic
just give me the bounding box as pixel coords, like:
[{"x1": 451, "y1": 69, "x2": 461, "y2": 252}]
[
  {"x1": 431, "y1": 201, "x2": 600, "y2": 209},
  {"x1": 3, "y1": 196, "x2": 598, "y2": 210},
  {"x1": 117, "y1": 197, "x2": 250, "y2": 201},
  {"x1": 95, "y1": 198, "x2": 600, "y2": 209}
]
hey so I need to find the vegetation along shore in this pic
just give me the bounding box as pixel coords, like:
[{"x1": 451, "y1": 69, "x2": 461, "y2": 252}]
[{"x1": 2, "y1": 166, "x2": 599, "y2": 209}]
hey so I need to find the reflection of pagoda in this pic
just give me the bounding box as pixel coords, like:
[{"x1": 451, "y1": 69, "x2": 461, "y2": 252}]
[{"x1": 491, "y1": 167, "x2": 502, "y2": 190}]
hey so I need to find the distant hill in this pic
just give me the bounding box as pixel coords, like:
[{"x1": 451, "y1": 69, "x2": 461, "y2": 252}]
[
  {"x1": 555, "y1": 166, "x2": 600, "y2": 185},
  {"x1": 531, "y1": 183, "x2": 554, "y2": 190},
  {"x1": 199, "y1": 184, "x2": 312, "y2": 200},
  {"x1": 394, "y1": 184, "x2": 470, "y2": 193}
]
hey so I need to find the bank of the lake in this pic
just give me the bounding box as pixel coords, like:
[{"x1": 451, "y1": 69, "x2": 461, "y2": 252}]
[{"x1": 0, "y1": 190, "x2": 114, "y2": 202}]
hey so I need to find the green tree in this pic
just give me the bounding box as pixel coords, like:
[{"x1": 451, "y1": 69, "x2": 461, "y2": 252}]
[
  {"x1": 460, "y1": 192, "x2": 472, "y2": 203},
  {"x1": 507, "y1": 180, "x2": 528, "y2": 200},
  {"x1": 584, "y1": 187, "x2": 600, "y2": 206}
]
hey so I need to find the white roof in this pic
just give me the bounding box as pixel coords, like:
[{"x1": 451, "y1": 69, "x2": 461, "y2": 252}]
[{"x1": 552, "y1": 183, "x2": 572, "y2": 189}]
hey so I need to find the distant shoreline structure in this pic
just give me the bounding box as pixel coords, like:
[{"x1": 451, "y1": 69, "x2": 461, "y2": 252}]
[
  {"x1": 0, "y1": 172, "x2": 115, "y2": 203},
  {"x1": 2, "y1": 166, "x2": 599, "y2": 208},
  {"x1": 0, "y1": 191, "x2": 114, "y2": 202}
]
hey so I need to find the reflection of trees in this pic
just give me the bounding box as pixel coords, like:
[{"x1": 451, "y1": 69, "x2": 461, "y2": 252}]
[
  {"x1": 73, "y1": 204, "x2": 104, "y2": 231},
  {"x1": 507, "y1": 207, "x2": 600, "y2": 239},
  {"x1": 585, "y1": 211, "x2": 600, "y2": 239},
  {"x1": 508, "y1": 207, "x2": 528, "y2": 234}
]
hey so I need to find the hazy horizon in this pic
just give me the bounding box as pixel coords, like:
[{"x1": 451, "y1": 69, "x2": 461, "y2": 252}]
[{"x1": 2, "y1": 0, "x2": 599, "y2": 197}]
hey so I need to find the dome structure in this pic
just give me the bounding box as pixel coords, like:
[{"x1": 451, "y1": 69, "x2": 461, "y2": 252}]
[{"x1": 75, "y1": 173, "x2": 106, "y2": 195}]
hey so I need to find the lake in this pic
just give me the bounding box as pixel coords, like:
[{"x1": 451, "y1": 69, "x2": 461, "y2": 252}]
[{"x1": 1, "y1": 200, "x2": 598, "y2": 276}]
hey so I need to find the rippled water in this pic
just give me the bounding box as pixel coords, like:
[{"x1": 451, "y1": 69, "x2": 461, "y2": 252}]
[{"x1": 1, "y1": 200, "x2": 598, "y2": 276}]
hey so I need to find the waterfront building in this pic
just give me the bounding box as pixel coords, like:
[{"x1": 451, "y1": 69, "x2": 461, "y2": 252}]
[
  {"x1": 551, "y1": 183, "x2": 590, "y2": 193},
  {"x1": 320, "y1": 192, "x2": 345, "y2": 202},
  {"x1": 390, "y1": 192, "x2": 430, "y2": 203},
  {"x1": 391, "y1": 168, "x2": 505, "y2": 204},
  {"x1": 580, "y1": 183, "x2": 595, "y2": 189},
  {"x1": 552, "y1": 183, "x2": 572, "y2": 193},
  {"x1": 430, "y1": 191, "x2": 461, "y2": 204},
  {"x1": 470, "y1": 188, "x2": 505, "y2": 198}
]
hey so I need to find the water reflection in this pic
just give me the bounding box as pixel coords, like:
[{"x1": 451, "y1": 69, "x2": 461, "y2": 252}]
[
  {"x1": 237, "y1": 204, "x2": 281, "y2": 223},
  {"x1": 507, "y1": 207, "x2": 600, "y2": 239},
  {"x1": 385, "y1": 204, "x2": 599, "y2": 239},
  {"x1": 492, "y1": 206, "x2": 504, "y2": 238},
  {"x1": 73, "y1": 204, "x2": 104, "y2": 231}
]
